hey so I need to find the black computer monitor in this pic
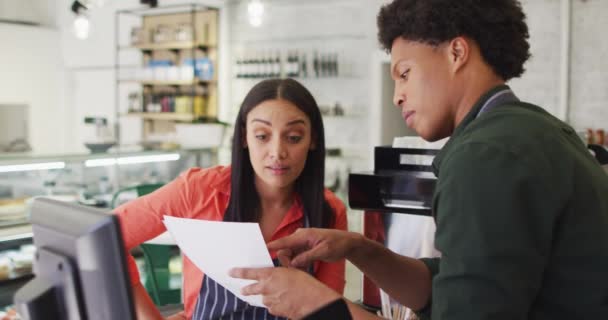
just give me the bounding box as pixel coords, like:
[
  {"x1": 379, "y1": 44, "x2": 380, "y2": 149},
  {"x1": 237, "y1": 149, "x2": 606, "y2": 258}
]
[{"x1": 13, "y1": 198, "x2": 136, "y2": 320}]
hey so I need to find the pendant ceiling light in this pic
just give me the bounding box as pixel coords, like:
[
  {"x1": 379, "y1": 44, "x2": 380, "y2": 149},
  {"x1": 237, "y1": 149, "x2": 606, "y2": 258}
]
[
  {"x1": 71, "y1": 1, "x2": 90, "y2": 40},
  {"x1": 248, "y1": 0, "x2": 264, "y2": 27}
]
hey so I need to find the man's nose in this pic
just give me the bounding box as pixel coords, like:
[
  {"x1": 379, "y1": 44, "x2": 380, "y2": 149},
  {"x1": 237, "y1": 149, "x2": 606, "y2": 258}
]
[
  {"x1": 393, "y1": 83, "x2": 405, "y2": 108},
  {"x1": 394, "y1": 97, "x2": 405, "y2": 108}
]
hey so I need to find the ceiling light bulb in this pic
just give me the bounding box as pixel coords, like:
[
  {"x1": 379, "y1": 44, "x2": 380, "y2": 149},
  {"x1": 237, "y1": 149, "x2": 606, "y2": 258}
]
[
  {"x1": 73, "y1": 14, "x2": 90, "y2": 40},
  {"x1": 249, "y1": 15, "x2": 263, "y2": 27},
  {"x1": 248, "y1": 0, "x2": 264, "y2": 27}
]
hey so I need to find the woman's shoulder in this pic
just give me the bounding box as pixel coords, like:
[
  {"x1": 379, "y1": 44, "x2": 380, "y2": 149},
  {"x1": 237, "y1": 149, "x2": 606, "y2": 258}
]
[
  {"x1": 322, "y1": 189, "x2": 347, "y2": 229},
  {"x1": 179, "y1": 165, "x2": 232, "y2": 189},
  {"x1": 323, "y1": 189, "x2": 346, "y2": 213}
]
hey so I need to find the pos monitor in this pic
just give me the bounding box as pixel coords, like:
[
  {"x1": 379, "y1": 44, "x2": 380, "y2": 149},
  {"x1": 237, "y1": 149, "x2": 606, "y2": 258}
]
[{"x1": 14, "y1": 198, "x2": 136, "y2": 320}]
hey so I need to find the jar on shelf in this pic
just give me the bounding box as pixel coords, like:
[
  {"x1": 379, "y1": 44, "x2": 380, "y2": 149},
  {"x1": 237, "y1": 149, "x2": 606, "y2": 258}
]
[
  {"x1": 175, "y1": 23, "x2": 193, "y2": 42},
  {"x1": 130, "y1": 26, "x2": 145, "y2": 45},
  {"x1": 152, "y1": 24, "x2": 172, "y2": 43},
  {"x1": 128, "y1": 92, "x2": 142, "y2": 112}
]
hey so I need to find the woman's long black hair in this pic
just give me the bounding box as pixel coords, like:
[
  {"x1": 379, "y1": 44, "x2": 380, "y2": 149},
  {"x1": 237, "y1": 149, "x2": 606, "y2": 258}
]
[{"x1": 223, "y1": 78, "x2": 335, "y2": 229}]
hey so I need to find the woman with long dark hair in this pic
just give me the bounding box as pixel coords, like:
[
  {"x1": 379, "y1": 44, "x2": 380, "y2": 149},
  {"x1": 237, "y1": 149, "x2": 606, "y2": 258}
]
[{"x1": 115, "y1": 78, "x2": 347, "y2": 320}]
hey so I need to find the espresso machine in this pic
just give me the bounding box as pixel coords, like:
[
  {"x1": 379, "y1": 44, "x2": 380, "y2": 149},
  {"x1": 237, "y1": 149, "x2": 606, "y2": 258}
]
[{"x1": 348, "y1": 137, "x2": 446, "y2": 309}]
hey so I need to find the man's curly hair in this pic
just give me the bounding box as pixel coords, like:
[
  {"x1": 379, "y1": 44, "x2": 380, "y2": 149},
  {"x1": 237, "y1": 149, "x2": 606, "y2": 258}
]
[{"x1": 377, "y1": 0, "x2": 531, "y2": 81}]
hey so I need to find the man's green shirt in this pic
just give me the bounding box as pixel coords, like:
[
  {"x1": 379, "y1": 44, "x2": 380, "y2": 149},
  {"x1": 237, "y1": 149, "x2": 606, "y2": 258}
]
[{"x1": 420, "y1": 85, "x2": 608, "y2": 319}]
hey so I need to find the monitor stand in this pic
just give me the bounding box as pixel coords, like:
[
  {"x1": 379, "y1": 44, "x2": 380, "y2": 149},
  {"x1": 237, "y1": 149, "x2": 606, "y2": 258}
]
[{"x1": 14, "y1": 248, "x2": 85, "y2": 320}]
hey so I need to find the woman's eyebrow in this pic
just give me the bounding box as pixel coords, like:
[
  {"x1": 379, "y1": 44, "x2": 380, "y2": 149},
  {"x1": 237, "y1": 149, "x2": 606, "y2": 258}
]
[
  {"x1": 250, "y1": 119, "x2": 306, "y2": 126},
  {"x1": 286, "y1": 119, "x2": 306, "y2": 126},
  {"x1": 250, "y1": 118, "x2": 271, "y2": 125}
]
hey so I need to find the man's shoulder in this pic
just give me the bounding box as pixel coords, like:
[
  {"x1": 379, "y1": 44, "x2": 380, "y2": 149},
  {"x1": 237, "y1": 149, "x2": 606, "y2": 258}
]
[
  {"x1": 455, "y1": 102, "x2": 574, "y2": 159},
  {"x1": 440, "y1": 102, "x2": 579, "y2": 177},
  {"x1": 467, "y1": 101, "x2": 563, "y2": 142}
]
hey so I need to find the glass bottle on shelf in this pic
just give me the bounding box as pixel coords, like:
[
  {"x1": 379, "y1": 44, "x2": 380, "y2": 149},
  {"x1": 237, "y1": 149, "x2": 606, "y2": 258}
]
[
  {"x1": 273, "y1": 51, "x2": 281, "y2": 78},
  {"x1": 326, "y1": 52, "x2": 332, "y2": 77},
  {"x1": 285, "y1": 51, "x2": 293, "y2": 78},
  {"x1": 252, "y1": 52, "x2": 260, "y2": 78},
  {"x1": 284, "y1": 51, "x2": 291, "y2": 77},
  {"x1": 287, "y1": 50, "x2": 298, "y2": 78},
  {"x1": 294, "y1": 50, "x2": 300, "y2": 78},
  {"x1": 313, "y1": 50, "x2": 320, "y2": 78},
  {"x1": 259, "y1": 51, "x2": 264, "y2": 78},
  {"x1": 235, "y1": 54, "x2": 242, "y2": 78},
  {"x1": 257, "y1": 52, "x2": 264, "y2": 78},
  {"x1": 300, "y1": 52, "x2": 308, "y2": 78},
  {"x1": 320, "y1": 53, "x2": 327, "y2": 77},
  {"x1": 334, "y1": 52, "x2": 340, "y2": 77},
  {"x1": 262, "y1": 51, "x2": 271, "y2": 78},
  {"x1": 242, "y1": 52, "x2": 250, "y2": 78}
]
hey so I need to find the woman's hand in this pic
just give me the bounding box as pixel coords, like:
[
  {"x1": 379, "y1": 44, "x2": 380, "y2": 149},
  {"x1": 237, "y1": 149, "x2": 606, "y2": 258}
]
[
  {"x1": 133, "y1": 282, "x2": 164, "y2": 320},
  {"x1": 229, "y1": 266, "x2": 341, "y2": 319},
  {"x1": 268, "y1": 228, "x2": 361, "y2": 268}
]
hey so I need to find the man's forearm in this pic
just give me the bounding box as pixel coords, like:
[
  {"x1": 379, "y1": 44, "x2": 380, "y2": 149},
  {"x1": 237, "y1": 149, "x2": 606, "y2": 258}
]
[{"x1": 346, "y1": 233, "x2": 432, "y2": 310}]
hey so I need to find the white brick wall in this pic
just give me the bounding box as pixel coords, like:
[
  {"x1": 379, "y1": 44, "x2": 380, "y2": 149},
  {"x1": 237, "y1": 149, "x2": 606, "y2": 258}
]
[
  {"x1": 569, "y1": 0, "x2": 608, "y2": 129},
  {"x1": 510, "y1": 0, "x2": 608, "y2": 130},
  {"x1": 510, "y1": 0, "x2": 562, "y2": 116}
]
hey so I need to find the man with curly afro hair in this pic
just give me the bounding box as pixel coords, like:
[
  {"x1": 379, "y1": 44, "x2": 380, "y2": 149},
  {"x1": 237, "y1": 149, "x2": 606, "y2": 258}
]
[{"x1": 229, "y1": 1, "x2": 608, "y2": 319}]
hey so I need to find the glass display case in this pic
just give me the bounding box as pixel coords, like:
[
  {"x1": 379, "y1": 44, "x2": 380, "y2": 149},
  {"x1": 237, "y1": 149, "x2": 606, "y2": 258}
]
[{"x1": 0, "y1": 148, "x2": 217, "y2": 307}]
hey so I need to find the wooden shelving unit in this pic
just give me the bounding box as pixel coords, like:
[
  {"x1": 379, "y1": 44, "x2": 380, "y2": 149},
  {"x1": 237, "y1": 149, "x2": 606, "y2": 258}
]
[{"x1": 115, "y1": 4, "x2": 220, "y2": 145}]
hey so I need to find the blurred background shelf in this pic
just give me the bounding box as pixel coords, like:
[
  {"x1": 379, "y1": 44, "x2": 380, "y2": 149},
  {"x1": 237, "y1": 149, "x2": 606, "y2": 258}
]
[
  {"x1": 132, "y1": 41, "x2": 214, "y2": 51},
  {"x1": 122, "y1": 112, "x2": 197, "y2": 122},
  {"x1": 141, "y1": 79, "x2": 215, "y2": 86}
]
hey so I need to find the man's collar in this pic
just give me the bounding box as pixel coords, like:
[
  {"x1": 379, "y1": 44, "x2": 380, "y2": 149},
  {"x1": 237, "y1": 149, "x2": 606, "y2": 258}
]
[{"x1": 432, "y1": 84, "x2": 510, "y2": 176}]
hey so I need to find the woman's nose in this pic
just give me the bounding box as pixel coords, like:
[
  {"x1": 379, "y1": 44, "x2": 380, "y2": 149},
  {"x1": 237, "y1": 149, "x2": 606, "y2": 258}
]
[{"x1": 270, "y1": 139, "x2": 287, "y2": 159}]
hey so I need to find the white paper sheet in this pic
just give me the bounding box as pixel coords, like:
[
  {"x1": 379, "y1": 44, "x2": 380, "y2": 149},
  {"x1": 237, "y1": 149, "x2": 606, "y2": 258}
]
[{"x1": 162, "y1": 215, "x2": 274, "y2": 307}]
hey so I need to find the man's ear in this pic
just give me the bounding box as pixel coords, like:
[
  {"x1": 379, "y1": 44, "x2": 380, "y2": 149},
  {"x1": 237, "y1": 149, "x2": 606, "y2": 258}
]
[{"x1": 447, "y1": 36, "x2": 470, "y2": 74}]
